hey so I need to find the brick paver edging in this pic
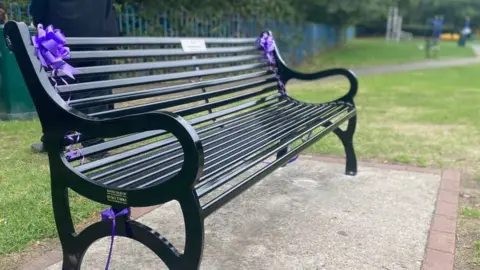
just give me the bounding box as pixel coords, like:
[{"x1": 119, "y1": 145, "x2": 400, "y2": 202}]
[{"x1": 20, "y1": 155, "x2": 460, "y2": 270}]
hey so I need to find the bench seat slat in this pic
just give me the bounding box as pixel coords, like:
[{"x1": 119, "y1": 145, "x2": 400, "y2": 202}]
[
  {"x1": 87, "y1": 102, "x2": 290, "y2": 180},
  {"x1": 82, "y1": 101, "x2": 351, "y2": 190},
  {"x1": 130, "y1": 103, "x2": 350, "y2": 189},
  {"x1": 201, "y1": 107, "x2": 355, "y2": 216},
  {"x1": 100, "y1": 103, "x2": 306, "y2": 188},
  {"x1": 74, "y1": 95, "x2": 282, "y2": 169},
  {"x1": 82, "y1": 101, "x2": 287, "y2": 177},
  {"x1": 92, "y1": 102, "x2": 300, "y2": 185},
  {"x1": 196, "y1": 106, "x2": 348, "y2": 193}
]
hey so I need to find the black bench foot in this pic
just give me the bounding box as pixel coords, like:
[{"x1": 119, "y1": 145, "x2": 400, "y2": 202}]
[
  {"x1": 333, "y1": 115, "x2": 358, "y2": 176},
  {"x1": 276, "y1": 116, "x2": 357, "y2": 176}
]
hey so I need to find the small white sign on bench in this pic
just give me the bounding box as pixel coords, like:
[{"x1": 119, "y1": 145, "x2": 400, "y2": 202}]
[{"x1": 181, "y1": 39, "x2": 207, "y2": 52}]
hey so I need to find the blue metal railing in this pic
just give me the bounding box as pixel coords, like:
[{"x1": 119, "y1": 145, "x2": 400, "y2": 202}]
[{"x1": 6, "y1": 2, "x2": 356, "y2": 65}]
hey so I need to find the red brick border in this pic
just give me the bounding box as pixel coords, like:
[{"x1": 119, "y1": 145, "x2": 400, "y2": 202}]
[
  {"x1": 20, "y1": 155, "x2": 460, "y2": 270},
  {"x1": 422, "y1": 169, "x2": 460, "y2": 270}
]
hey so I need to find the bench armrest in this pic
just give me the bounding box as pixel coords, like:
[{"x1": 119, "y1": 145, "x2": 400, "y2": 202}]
[
  {"x1": 286, "y1": 68, "x2": 358, "y2": 102},
  {"x1": 49, "y1": 111, "x2": 204, "y2": 188}
]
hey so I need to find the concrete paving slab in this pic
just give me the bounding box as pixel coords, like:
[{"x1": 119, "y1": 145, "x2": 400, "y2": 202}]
[{"x1": 45, "y1": 157, "x2": 440, "y2": 270}]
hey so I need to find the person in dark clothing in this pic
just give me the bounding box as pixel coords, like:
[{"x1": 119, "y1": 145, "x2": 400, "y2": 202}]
[
  {"x1": 29, "y1": 0, "x2": 119, "y2": 154},
  {"x1": 30, "y1": 0, "x2": 119, "y2": 37}
]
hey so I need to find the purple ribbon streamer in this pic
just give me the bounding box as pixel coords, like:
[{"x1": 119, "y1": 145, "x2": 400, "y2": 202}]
[
  {"x1": 64, "y1": 131, "x2": 85, "y2": 164},
  {"x1": 101, "y1": 208, "x2": 130, "y2": 270},
  {"x1": 256, "y1": 32, "x2": 286, "y2": 95},
  {"x1": 262, "y1": 155, "x2": 299, "y2": 166},
  {"x1": 32, "y1": 24, "x2": 79, "y2": 79}
]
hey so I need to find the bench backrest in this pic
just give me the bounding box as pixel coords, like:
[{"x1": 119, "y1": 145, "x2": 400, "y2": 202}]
[{"x1": 4, "y1": 22, "x2": 285, "y2": 135}]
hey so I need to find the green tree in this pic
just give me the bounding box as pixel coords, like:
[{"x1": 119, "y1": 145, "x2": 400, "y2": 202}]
[{"x1": 294, "y1": 0, "x2": 392, "y2": 45}]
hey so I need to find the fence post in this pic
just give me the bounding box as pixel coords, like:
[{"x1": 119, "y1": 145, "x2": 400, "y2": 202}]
[
  {"x1": 138, "y1": 17, "x2": 143, "y2": 36},
  {"x1": 8, "y1": 2, "x2": 21, "y2": 21},
  {"x1": 117, "y1": 12, "x2": 123, "y2": 33},
  {"x1": 125, "y1": 5, "x2": 135, "y2": 36},
  {"x1": 27, "y1": 3, "x2": 31, "y2": 23}
]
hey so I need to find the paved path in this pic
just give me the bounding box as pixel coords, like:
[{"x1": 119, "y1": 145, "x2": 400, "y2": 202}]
[
  {"x1": 288, "y1": 46, "x2": 480, "y2": 86},
  {"x1": 349, "y1": 45, "x2": 480, "y2": 77},
  {"x1": 351, "y1": 57, "x2": 480, "y2": 77},
  {"x1": 471, "y1": 45, "x2": 480, "y2": 56},
  {"x1": 43, "y1": 157, "x2": 441, "y2": 270},
  {"x1": 310, "y1": 45, "x2": 480, "y2": 79}
]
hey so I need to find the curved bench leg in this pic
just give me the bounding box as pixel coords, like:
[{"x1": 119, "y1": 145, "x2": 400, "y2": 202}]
[
  {"x1": 178, "y1": 191, "x2": 205, "y2": 269},
  {"x1": 276, "y1": 131, "x2": 313, "y2": 167},
  {"x1": 50, "y1": 182, "x2": 83, "y2": 269},
  {"x1": 333, "y1": 115, "x2": 358, "y2": 176},
  {"x1": 51, "y1": 184, "x2": 204, "y2": 270},
  {"x1": 276, "y1": 144, "x2": 291, "y2": 166}
]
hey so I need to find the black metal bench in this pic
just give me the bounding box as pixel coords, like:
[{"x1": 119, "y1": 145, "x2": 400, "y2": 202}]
[{"x1": 4, "y1": 21, "x2": 358, "y2": 270}]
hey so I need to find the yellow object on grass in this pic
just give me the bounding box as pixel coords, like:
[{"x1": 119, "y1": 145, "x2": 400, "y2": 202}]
[{"x1": 440, "y1": 33, "x2": 460, "y2": 41}]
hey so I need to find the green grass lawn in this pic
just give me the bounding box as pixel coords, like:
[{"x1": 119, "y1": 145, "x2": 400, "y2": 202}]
[
  {"x1": 1, "y1": 64, "x2": 480, "y2": 257},
  {"x1": 0, "y1": 120, "x2": 101, "y2": 254},
  {"x1": 300, "y1": 38, "x2": 477, "y2": 71},
  {"x1": 289, "y1": 64, "x2": 480, "y2": 169}
]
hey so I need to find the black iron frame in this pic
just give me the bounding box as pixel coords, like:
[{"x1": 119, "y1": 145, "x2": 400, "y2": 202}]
[{"x1": 4, "y1": 21, "x2": 358, "y2": 270}]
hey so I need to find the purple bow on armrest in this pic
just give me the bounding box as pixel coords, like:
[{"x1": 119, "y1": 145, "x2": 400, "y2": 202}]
[
  {"x1": 256, "y1": 31, "x2": 286, "y2": 95},
  {"x1": 31, "y1": 24, "x2": 79, "y2": 79},
  {"x1": 256, "y1": 32, "x2": 276, "y2": 65}
]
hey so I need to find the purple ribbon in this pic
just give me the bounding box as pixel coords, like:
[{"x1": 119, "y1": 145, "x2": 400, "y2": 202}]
[
  {"x1": 263, "y1": 155, "x2": 299, "y2": 166},
  {"x1": 64, "y1": 131, "x2": 85, "y2": 164},
  {"x1": 32, "y1": 24, "x2": 79, "y2": 79},
  {"x1": 256, "y1": 32, "x2": 286, "y2": 95},
  {"x1": 256, "y1": 32, "x2": 276, "y2": 65},
  {"x1": 101, "y1": 207, "x2": 130, "y2": 270}
]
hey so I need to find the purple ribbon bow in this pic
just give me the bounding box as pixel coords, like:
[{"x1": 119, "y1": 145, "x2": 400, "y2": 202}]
[
  {"x1": 256, "y1": 31, "x2": 286, "y2": 95},
  {"x1": 256, "y1": 32, "x2": 276, "y2": 65},
  {"x1": 101, "y1": 208, "x2": 130, "y2": 270},
  {"x1": 32, "y1": 24, "x2": 79, "y2": 79}
]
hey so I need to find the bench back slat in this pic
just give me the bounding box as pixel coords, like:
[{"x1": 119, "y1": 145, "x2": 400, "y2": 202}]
[
  {"x1": 4, "y1": 22, "x2": 284, "y2": 151},
  {"x1": 48, "y1": 35, "x2": 279, "y2": 121},
  {"x1": 62, "y1": 55, "x2": 263, "y2": 76},
  {"x1": 66, "y1": 37, "x2": 257, "y2": 46},
  {"x1": 56, "y1": 63, "x2": 269, "y2": 93},
  {"x1": 90, "y1": 86, "x2": 278, "y2": 118},
  {"x1": 90, "y1": 78, "x2": 276, "y2": 116},
  {"x1": 68, "y1": 46, "x2": 258, "y2": 60},
  {"x1": 68, "y1": 70, "x2": 270, "y2": 108}
]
